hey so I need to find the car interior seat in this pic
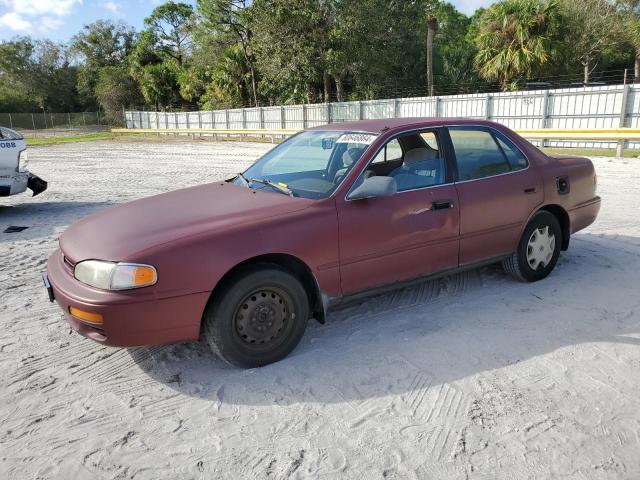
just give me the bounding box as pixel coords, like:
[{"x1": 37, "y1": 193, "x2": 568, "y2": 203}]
[
  {"x1": 333, "y1": 147, "x2": 368, "y2": 183},
  {"x1": 389, "y1": 147, "x2": 444, "y2": 190}
]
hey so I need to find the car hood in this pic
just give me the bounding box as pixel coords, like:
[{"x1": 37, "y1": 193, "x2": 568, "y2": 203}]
[{"x1": 60, "y1": 182, "x2": 313, "y2": 263}]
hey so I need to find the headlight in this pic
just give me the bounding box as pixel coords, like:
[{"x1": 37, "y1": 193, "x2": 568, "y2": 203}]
[
  {"x1": 74, "y1": 260, "x2": 157, "y2": 290},
  {"x1": 17, "y1": 150, "x2": 29, "y2": 172}
]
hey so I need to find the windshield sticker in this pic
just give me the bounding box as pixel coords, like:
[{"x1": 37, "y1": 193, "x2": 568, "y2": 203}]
[{"x1": 336, "y1": 133, "x2": 378, "y2": 145}]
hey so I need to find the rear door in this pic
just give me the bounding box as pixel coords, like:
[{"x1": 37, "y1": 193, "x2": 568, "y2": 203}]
[{"x1": 447, "y1": 126, "x2": 543, "y2": 265}]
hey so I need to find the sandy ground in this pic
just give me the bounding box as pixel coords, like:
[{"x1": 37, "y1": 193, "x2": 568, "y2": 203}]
[{"x1": 1, "y1": 140, "x2": 639, "y2": 480}]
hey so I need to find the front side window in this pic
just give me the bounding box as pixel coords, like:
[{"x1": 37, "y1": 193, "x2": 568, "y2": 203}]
[
  {"x1": 235, "y1": 130, "x2": 377, "y2": 199},
  {"x1": 353, "y1": 129, "x2": 446, "y2": 193},
  {"x1": 371, "y1": 139, "x2": 403, "y2": 164},
  {"x1": 449, "y1": 127, "x2": 512, "y2": 181}
]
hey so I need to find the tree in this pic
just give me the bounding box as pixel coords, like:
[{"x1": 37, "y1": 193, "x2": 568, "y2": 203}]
[
  {"x1": 616, "y1": 0, "x2": 640, "y2": 82},
  {"x1": 144, "y1": 1, "x2": 195, "y2": 66},
  {"x1": 197, "y1": 0, "x2": 259, "y2": 106},
  {"x1": 559, "y1": 0, "x2": 624, "y2": 83},
  {"x1": 434, "y1": 2, "x2": 482, "y2": 94},
  {"x1": 71, "y1": 20, "x2": 135, "y2": 68},
  {"x1": 201, "y1": 44, "x2": 253, "y2": 108},
  {"x1": 249, "y1": 0, "x2": 330, "y2": 104},
  {"x1": 95, "y1": 66, "x2": 142, "y2": 123},
  {"x1": 329, "y1": 0, "x2": 435, "y2": 100},
  {"x1": 139, "y1": 61, "x2": 182, "y2": 109},
  {"x1": 0, "y1": 37, "x2": 81, "y2": 112},
  {"x1": 129, "y1": 3, "x2": 195, "y2": 111},
  {"x1": 71, "y1": 20, "x2": 136, "y2": 108},
  {"x1": 474, "y1": 0, "x2": 561, "y2": 90}
]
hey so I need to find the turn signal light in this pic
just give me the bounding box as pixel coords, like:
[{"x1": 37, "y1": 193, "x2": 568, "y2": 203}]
[
  {"x1": 69, "y1": 307, "x2": 104, "y2": 325},
  {"x1": 133, "y1": 266, "x2": 156, "y2": 286}
]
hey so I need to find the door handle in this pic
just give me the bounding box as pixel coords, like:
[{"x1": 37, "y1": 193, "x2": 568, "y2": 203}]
[
  {"x1": 524, "y1": 187, "x2": 537, "y2": 194},
  {"x1": 432, "y1": 200, "x2": 454, "y2": 210}
]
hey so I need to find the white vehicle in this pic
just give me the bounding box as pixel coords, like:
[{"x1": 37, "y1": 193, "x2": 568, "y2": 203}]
[{"x1": 0, "y1": 127, "x2": 47, "y2": 198}]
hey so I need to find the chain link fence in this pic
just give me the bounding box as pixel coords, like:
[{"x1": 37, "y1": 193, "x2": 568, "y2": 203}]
[{"x1": 0, "y1": 111, "x2": 112, "y2": 136}]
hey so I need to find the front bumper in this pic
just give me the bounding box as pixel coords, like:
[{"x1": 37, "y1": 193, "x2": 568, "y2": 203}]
[
  {"x1": 0, "y1": 172, "x2": 47, "y2": 197},
  {"x1": 0, "y1": 172, "x2": 28, "y2": 197},
  {"x1": 45, "y1": 248, "x2": 209, "y2": 347}
]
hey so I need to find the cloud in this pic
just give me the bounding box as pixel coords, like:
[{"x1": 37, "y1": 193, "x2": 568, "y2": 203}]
[
  {"x1": 0, "y1": 11, "x2": 32, "y2": 31},
  {"x1": 0, "y1": 0, "x2": 82, "y2": 17},
  {"x1": 0, "y1": 0, "x2": 82, "y2": 34},
  {"x1": 102, "y1": 1, "x2": 121, "y2": 14}
]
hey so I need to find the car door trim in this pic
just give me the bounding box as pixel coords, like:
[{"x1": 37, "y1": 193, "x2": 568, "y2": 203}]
[
  {"x1": 328, "y1": 253, "x2": 511, "y2": 307},
  {"x1": 341, "y1": 123, "x2": 533, "y2": 200}
]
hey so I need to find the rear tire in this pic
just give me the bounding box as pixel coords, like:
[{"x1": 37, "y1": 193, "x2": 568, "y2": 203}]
[
  {"x1": 202, "y1": 265, "x2": 309, "y2": 368},
  {"x1": 503, "y1": 211, "x2": 562, "y2": 282}
]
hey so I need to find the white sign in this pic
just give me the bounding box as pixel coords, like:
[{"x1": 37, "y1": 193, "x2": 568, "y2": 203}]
[{"x1": 336, "y1": 133, "x2": 378, "y2": 145}]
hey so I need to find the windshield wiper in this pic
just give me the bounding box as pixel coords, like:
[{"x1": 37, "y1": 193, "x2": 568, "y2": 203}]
[
  {"x1": 249, "y1": 178, "x2": 294, "y2": 197},
  {"x1": 237, "y1": 172, "x2": 250, "y2": 187}
]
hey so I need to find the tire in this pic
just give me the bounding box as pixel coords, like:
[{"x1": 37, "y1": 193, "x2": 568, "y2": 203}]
[
  {"x1": 202, "y1": 265, "x2": 310, "y2": 368},
  {"x1": 502, "y1": 211, "x2": 562, "y2": 283}
]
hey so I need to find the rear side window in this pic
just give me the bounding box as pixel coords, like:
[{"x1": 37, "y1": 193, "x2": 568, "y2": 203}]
[
  {"x1": 495, "y1": 134, "x2": 528, "y2": 170},
  {"x1": 449, "y1": 127, "x2": 514, "y2": 181}
]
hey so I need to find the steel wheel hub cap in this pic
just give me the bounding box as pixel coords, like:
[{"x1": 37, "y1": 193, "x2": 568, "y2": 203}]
[
  {"x1": 235, "y1": 289, "x2": 290, "y2": 345},
  {"x1": 526, "y1": 225, "x2": 555, "y2": 271}
]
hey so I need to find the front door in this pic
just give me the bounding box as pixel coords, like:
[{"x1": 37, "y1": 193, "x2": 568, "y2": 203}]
[{"x1": 337, "y1": 129, "x2": 460, "y2": 295}]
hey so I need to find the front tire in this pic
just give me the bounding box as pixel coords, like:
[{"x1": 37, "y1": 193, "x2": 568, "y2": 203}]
[
  {"x1": 202, "y1": 265, "x2": 309, "y2": 368},
  {"x1": 503, "y1": 211, "x2": 562, "y2": 282}
]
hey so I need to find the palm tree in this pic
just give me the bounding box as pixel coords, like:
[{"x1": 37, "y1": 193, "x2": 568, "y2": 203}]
[
  {"x1": 202, "y1": 44, "x2": 252, "y2": 108},
  {"x1": 617, "y1": 0, "x2": 640, "y2": 82},
  {"x1": 474, "y1": 0, "x2": 560, "y2": 90},
  {"x1": 426, "y1": 15, "x2": 438, "y2": 96}
]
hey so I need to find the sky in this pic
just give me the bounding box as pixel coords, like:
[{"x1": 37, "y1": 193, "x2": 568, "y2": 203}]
[{"x1": 0, "y1": 0, "x2": 495, "y2": 43}]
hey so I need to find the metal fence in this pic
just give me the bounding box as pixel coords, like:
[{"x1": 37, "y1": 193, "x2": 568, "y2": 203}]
[
  {"x1": 0, "y1": 111, "x2": 105, "y2": 131},
  {"x1": 125, "y1": 84, "x2": 640, "y2": 150}
]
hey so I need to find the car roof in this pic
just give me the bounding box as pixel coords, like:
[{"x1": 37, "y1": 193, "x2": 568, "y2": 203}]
[{"x1": 307, "y1": 117, "x2": 503, "y2": 134}]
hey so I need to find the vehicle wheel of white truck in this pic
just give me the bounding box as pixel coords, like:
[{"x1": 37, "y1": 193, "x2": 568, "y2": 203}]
[
  {"x1": 202, "y1": 265, "x2": 309, "y2": 368},
  {"x1": 503, "y1": 211, "x2": 562, "y2": 282}
]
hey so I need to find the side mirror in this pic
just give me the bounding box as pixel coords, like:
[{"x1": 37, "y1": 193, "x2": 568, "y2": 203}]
[{"x1": 348, "y1": 176, "x2": 397, "y2": 200}]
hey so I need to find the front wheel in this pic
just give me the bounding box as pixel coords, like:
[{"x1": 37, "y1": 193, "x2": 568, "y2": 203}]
[
  {"x1": 503, "y1": 211, "x2": 562, "y2": 282},
  {"x1": 202, "y1": 265, "x2": 309, "y2": 368}
]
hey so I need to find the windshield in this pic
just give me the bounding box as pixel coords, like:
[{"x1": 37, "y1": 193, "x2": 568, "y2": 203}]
[
  {"x1": 233, "y1": 130, "x2": 378, "y2": 199},
  {"x1": 0, "y1": 127, "x2": 23, "y2": 141}
]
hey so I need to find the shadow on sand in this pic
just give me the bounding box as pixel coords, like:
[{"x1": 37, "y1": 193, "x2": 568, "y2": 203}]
[
  {"x1": 0, "y1": 201, "x2": 111, "y2": 243},
  {"x1": 123, "y1": 232, "x2": 638, "y2": 406}
]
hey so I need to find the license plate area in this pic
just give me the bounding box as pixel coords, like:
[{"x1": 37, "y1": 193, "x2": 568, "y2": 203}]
[{"x1": 42, "y1": 272, "x2": 54, "y2": 302}]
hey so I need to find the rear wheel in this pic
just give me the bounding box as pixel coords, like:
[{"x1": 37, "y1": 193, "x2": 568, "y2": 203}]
[
  {"x1": 503, "y1": 211, "x2": 562, "y2": 282},
  {"x1": 202, "y1": 265, "x2": 309, "y2": 368}
]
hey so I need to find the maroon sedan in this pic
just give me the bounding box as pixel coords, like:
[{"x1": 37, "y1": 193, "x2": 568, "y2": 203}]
[{"x1": 44, "y1": 119, "x2": 600, "y2": 367}]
